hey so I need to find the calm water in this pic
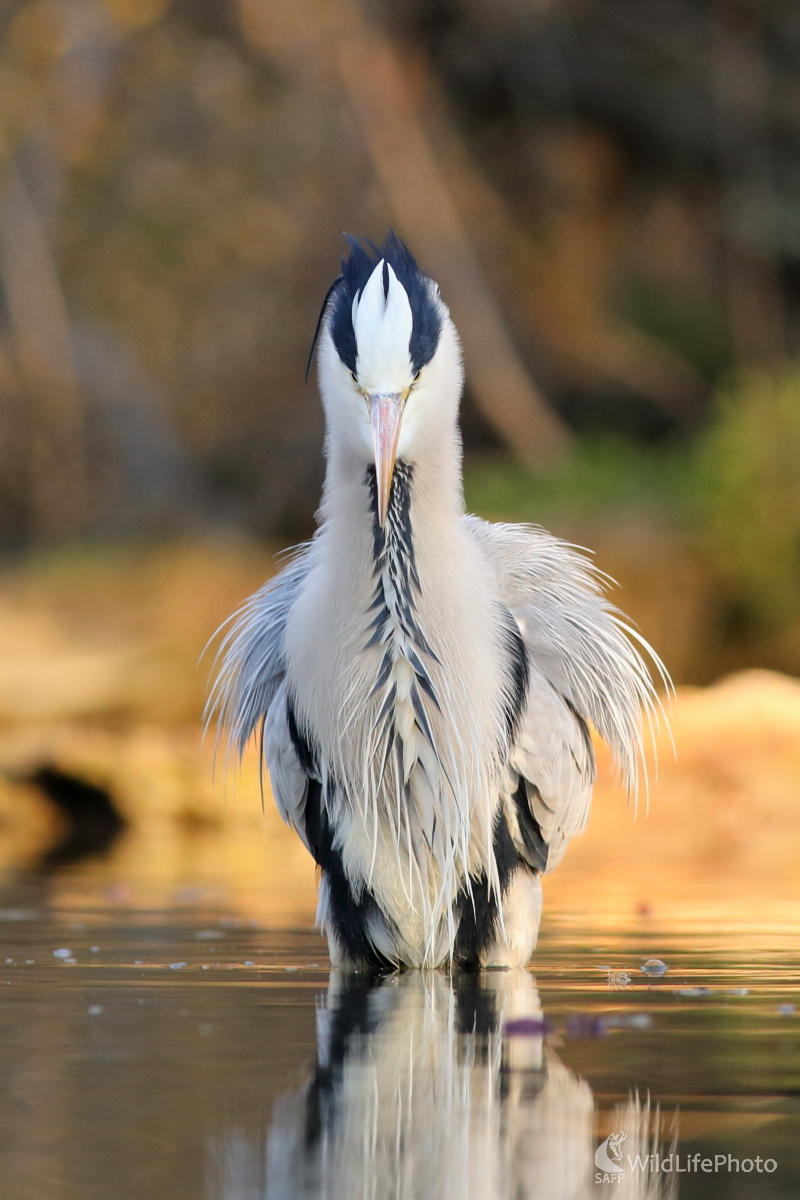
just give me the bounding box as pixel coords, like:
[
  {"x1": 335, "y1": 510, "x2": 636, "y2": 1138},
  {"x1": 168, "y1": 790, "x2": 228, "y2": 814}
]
[{"x1": 0, "y1": 879, "x2": 798, "y2": 1199}]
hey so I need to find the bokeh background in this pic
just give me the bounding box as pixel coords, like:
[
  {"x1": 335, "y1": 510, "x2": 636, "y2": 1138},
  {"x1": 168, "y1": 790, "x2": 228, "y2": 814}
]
[{"x1": 0, "y1": 0, "x2": 799, "y2": 929}]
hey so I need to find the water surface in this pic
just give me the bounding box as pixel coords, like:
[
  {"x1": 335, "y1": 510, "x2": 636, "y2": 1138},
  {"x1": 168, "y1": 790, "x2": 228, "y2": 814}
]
[{"x1": 0, "y1": 874, "x2": 797, "y2": 1199}]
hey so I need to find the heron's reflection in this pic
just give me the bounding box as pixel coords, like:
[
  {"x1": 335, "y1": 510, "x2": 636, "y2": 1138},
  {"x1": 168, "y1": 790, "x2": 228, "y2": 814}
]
[{"x1": 211, "y1": 970, "x2": 675, "y2": 1200}]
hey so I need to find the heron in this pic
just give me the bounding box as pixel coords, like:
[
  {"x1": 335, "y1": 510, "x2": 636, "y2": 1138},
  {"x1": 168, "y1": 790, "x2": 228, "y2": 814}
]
[{"x1": 208, "y1": 230, "x2": 667, "y2": 971}]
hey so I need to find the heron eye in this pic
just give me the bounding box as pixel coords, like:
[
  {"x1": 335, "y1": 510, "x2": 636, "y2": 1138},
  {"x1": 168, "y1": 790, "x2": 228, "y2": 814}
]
[
  {"x1": 413, "y1": 370, "x2": 422, "y2": 384},
  {"x1": 350, "y1": 371, "x2": 358, "y2": 384}
]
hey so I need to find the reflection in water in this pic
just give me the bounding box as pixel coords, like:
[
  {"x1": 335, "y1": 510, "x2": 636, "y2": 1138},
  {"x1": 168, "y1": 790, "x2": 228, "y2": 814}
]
[{"x1": 210, "y1": 970, "x2": 675, "y2": 1200}]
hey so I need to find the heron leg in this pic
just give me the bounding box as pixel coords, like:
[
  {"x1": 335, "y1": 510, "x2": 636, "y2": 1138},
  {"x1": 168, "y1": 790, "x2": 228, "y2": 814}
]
[{"x1": 480, "y1": 868, "x2": 542, "y2": 968}]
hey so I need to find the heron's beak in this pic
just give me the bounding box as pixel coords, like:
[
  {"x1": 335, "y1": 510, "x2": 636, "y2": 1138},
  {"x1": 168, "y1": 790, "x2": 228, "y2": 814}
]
[{"x1": 369, "y1": 392, "x2": 403, "y2": 527}]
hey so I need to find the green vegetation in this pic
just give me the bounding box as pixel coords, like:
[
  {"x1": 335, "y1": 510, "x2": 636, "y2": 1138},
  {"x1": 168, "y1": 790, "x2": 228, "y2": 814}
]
[
  {"x1": 693, "y1": 367, "x2": 800, "y2": 625},
  {"x1": 467, "y1": 365, "x2": 800, "y2": 645},
  {"x1": 464, "y1": 437, "x2": 691, "y2": 527}
]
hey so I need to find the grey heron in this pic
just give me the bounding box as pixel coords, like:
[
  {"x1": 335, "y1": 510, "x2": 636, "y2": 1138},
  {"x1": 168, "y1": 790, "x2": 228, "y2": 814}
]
[{"x1": 209, "y1": 231, "x2": 667, "y2": 970}]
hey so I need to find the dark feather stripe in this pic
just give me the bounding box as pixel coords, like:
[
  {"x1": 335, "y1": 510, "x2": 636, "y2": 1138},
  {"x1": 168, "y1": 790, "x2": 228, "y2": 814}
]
[
  {"x1": 329, "y1": 230, "x2": 442, "y2": 375},
  {"x1": 512, "y1": 779, "x2": 549, "y2": 872},
  {"x1": 562, "y1": 695, "x2": 596, "y2": 777},
  {"x1": 286, "y1": 696, "x2": 396, "y2": 970},
  {"x1": 364, "y1": 461, "x2": 452, "y2": 803},
  {"x1": 453, "y1": 809, "x2": 522, "y2": 968},
  {"x1": 500, "y1": 610, "x2": 530, "y2": 743}
]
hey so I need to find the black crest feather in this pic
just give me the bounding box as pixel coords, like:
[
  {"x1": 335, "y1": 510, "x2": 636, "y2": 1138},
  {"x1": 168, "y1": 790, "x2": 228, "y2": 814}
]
[{"x1": 306, "y1": 230, "x2": 442, "y2": 381}]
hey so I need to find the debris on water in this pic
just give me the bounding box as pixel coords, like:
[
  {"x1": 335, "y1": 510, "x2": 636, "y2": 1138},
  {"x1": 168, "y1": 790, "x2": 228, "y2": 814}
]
[
  {"x1": 778, "y1": 1003, "x2": 795, "y2": 1016},
  {"x1": 195, "y1": 930, "x2": 224, "y2": 941},
  {"x1": 5, "y1": 959, "x2": 13, "y2": 965},
  {"x1": 726, "y1": 988, "x2": 749, "y2": 996},
  {"x1": 170, "y1": 962, "x2": 188, "y2": 970},
  {"x1": 603, "y1": 968, "x2": 631, "y2": 990},
  {"x1": 641, "y1": 959, "x2": 668, "y2": 977},
  {"x1": 90, "y1": 947, "x2": 99, "y2": 953},
  {"x1": 285, "y1": 966, "x2": 298, "y2": 972},
  {"x1": 134, "y1": 960, "x2": 143, "y2": 965},
  {"x1": 244, "y1": 961, "x2": 255, "y2": 967},
  {"x1": 64, "y1": 958, "x2": 77, "y2": 965},
  {"x1": 503, "y1": 1017, "x2": 551, "y2": 1037},
  {"x1": 566, "y1": 1013, "x2": 607, "y2": 1038},
  {"x1": 88, "y1": 1005, "x2": 103, "y2": 1015},
  {"x1": 201, "y1": 964, "x2": 210, "y2": 970},
  {"x1": 53, "y1": 948, "x2": 72, "y2": 958},
  {"x1": 677, "y1": 987, "x2": 712, "y2": 997}
]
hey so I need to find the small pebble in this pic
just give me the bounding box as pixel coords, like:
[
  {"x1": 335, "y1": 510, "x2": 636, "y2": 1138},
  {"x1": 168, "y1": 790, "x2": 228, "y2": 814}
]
[
  {"x1": 778, "y1": 1003, "x2": 795, "y2": 1016},
  {"x1": 53, "y1": 948, "x2": 72, "y2": 959},
  {"x1": 170, "y1": 962, "x2": 188, "y2": 970},
  {"x1": 641, "y1": 959, "x2": 668, "y2": 977},
  {"x1": 88, "y1": 1005, "x2": 104, "y2": 1015}
]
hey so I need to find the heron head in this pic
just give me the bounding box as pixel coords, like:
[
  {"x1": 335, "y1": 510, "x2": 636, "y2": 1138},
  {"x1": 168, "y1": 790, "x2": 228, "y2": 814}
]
[{"x1": 313, "y1": 231, "x2": 458, "y2": 526}]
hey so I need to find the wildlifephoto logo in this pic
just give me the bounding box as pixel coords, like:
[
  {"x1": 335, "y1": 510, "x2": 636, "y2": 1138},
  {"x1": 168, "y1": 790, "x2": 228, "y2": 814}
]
[
  {"x1": 595, "y1": 1131, "x2": 627, "y2": 1178},
  {"x1": 595, "y1": 1132, "x2": 778, "y2": 1184}
]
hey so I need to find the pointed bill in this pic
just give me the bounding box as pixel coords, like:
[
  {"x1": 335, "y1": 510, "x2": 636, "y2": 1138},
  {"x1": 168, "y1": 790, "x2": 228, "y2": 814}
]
[{"x1": 369, "y1": 392, "x2": 403, "y2": 527}]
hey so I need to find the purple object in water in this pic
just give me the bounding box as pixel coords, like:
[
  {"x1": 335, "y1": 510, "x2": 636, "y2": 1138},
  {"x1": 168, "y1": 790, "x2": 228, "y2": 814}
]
[
  {"x1": 566, "y1": 1013, "x2": 608, "y2": 1038},
  {"x1": 503, "y1": 1017, "x2": 550, "y2": 1038}
]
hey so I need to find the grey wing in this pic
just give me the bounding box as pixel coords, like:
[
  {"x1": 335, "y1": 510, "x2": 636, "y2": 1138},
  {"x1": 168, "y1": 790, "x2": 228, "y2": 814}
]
[
  {"x1": 504, "y1": 661, "x2": 596, "y2": 871},
  {"x1": 263, "y1": 679, "x2": 313, "y2": 852},
  {"x1": 205, "y1": 545, "x2": 314, "y2": 846},
  {"x1": 464, "y1": 515, "x2": 669, "y2": 871}
]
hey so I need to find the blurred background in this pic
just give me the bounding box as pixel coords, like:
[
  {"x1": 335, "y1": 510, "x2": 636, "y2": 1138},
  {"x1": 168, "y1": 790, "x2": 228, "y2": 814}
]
[{"x1": 0, "y1": 0, "x2": 799, "y2": 922}]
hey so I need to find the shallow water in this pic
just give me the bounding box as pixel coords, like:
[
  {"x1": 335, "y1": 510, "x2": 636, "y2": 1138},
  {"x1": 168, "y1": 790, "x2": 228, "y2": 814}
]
[{"x1": 0, "y1": 870, "x2": 798, "y2": 1200}]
